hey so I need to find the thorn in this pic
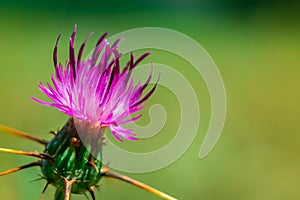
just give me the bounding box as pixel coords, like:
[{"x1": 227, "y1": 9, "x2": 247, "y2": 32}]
[
  {"x1": 0, "y1": 125, "x2": 48, "y2": 145},
  {"x1": 0, "y1": 161, "x2": 41, "y2": 176},
  {"x1": 101, "y1": 166, "x2": 177, "y2": 200},
  {"x1": 86, "y1": 158, "x2": 99, "y2": 173},
  {"x1": 39, "y1": 182, "x2": 50, "y2": 200},
  {"x1": 0, "y1": 148, "x2": 53, "y2": 160},
  {"x1": 30, "y1": 177, "x2": 45, "y2": 183},
  {"x1": 30, "y1": 174, "x2": 46, "y2": 183},
  {"x1": 100, "y1": 166, "x2": 109, "y2": 174},
  {"x1": 91, "y1": 184, "x2": 101, "y2": 192},
  {"x1": 88, "y1": 187, "x2": 96, "y2": 200},
  {"x1": 49, "y1": 130, "x2": 57, "y2": 135}
]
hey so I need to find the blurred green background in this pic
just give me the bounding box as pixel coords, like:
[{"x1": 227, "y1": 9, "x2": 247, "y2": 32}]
[{"x1": 0, "y1": 0, "x2": 299, "y2": 199}]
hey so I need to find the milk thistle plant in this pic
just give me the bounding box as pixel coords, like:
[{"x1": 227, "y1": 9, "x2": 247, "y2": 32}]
[{"x1": 0, "y1": 26, "x2": 176, "y2": 200}]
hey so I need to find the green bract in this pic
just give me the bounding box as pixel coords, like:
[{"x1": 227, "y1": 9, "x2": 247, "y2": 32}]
[{"x1": 41, "y1": 118, "x2": 102, "y2": 199}]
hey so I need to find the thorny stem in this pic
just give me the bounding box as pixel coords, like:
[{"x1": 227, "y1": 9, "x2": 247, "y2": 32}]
[
  {"x1": 0, "y1": 125, "x2": 48, "y2": 145},
  {"x1": 101, "y1": 167, "x2": 178, "y2": 200}
]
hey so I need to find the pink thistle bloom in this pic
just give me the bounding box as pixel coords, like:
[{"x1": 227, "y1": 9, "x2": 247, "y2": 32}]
[{"x1": 32, "y1": 26, "x2": 158, "y2": 141}]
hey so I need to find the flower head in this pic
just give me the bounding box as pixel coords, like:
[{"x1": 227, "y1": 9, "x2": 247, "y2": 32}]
[{"x1": 32, "y1": 26, "x2": 158, "y2": 141}]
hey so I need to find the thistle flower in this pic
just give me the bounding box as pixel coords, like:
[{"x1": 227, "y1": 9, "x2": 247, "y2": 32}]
[
  {"x1": 0, "y1": 26, "x2": 176, "y2": 200},
  {"x1": 32, "y1": 25, "x2": 158, "y2": 141}
]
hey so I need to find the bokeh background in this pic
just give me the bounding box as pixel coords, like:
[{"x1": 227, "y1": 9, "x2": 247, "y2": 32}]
[{"x1": 0, "y1": 0, "x2": 299, "y2": 199}]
